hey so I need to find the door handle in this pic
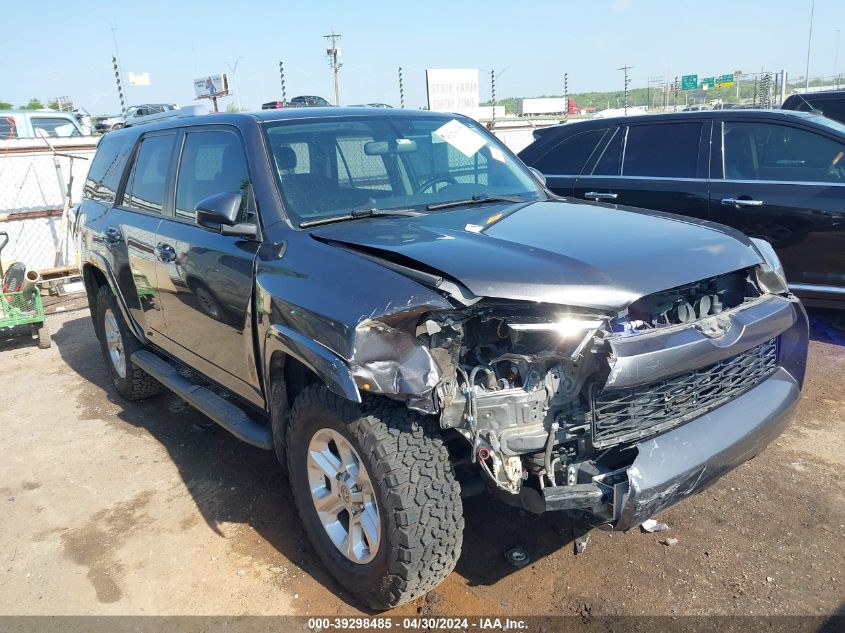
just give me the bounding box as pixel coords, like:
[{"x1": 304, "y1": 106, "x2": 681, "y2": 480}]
[
  {"x1": 155, "y1": 243, "x2": 177, "y2": 263},
  {"x1": 584, "y1": 192, "x2": 618, "y2": 201},
  {"x1": 722, "y1": 198, "x2": 764, "y2": 207},
  {"x1": 103, "y1": 227, "x2": 122, "y2": 243}
]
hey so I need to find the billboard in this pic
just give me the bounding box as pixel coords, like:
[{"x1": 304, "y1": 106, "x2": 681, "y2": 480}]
[
  {"x1": 425, "y1": 69, "x2": 479, "y2": 115},
  {"x1": 128, "y1": 72, "x2": 151, "y2": 86},
  {"x1": 193, "y1": 74, "x2": 229, "y2": 99}
]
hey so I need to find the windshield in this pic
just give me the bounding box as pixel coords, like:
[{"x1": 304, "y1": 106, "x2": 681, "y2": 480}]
[{"x1": 262, "y1": 115, "x2": 543, "y2": 226}]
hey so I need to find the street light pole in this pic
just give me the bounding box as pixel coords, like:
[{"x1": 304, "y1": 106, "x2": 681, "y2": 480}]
[{"x1": 805, "y1": 0, "x2": 815, "y2": 91}]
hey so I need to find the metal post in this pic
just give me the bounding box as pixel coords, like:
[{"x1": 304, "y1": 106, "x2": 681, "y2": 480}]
[
  {"x1": 112, "y1": 56, "x2": 126, "y2": 117},
  {"x1": 805, "y1": 0, "x2": 815, "y2": 91},
  {"x1": 279, "y1": 61, "x2": 287, "y2": 103},
  {"x1": 564, "y1": 72, "x2": 569, "y2": 121},
  {"x1": 618, "y1": 65, "x2": 632, "y2": 115},
  {"x1": 398, "y1": 66, "x2": 404, "y2": 109},
  {"x1": 490, "y1": 69, "x2": 496, "y2": 120},
  {"x1": 781, "y1": 69, "x2": 788, "y2": 103}
]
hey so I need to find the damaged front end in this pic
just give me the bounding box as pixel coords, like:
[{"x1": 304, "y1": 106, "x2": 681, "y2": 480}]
[{"x1": 348, "y1": 265, "x2": 808, "y2": 530}]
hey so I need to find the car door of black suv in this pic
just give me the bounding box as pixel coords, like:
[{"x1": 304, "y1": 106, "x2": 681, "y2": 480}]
[
  {"x1": 152, "y1": 126, "x2": 264, "y2": 406},
  {"x1": 709, "y1": 117, "x2": 845, "y2": 300},
  {"x1": 573, "y1": 119, "x2": 711, "y2": 220}
]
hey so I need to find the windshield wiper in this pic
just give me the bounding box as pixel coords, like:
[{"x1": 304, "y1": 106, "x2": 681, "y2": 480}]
[
  {"x1": 299, "y1": 207, "x2": 423, "y2": 228},
  {"x1": 426, "y1": 193, "x2": 525, "y2": 211}
]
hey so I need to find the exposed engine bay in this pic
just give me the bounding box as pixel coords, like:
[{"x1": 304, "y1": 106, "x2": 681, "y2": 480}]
[{"x1": 404, "y1": 266, "x2": 782, "y2": 522}]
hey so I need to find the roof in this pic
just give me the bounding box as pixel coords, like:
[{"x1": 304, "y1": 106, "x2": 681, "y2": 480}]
[
  {"x1": 108, "y1": 107, "x2": 464, "y2": 137},
  {"x1": 541, "y1": 108, "x2": 832, "y2": 131},
  {"x1": 785, "y1": 89, "x2": 845, "y2": 100}
]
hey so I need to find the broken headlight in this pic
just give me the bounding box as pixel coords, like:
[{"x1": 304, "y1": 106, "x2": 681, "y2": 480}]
[{"x1": 751, "y1": 238, "x2": 789, "y2": 295}]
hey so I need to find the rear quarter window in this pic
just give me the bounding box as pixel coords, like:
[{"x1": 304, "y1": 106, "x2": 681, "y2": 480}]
[
  {"x1": 84, "y1": 135, "x2": 133, "y2": 202},
  {"x1": 529, "y1": 128, "x2": 606, "y2": 175}
]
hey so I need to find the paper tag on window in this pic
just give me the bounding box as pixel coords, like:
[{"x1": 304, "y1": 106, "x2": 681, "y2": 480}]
[{"x1": 433, "y1": 119, "x2": 486, "y2": 157}]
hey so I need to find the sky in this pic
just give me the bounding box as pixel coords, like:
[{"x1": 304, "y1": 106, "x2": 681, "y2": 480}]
[{"x1": 1, "y1": 0, "x2": 842, "y2": 114}]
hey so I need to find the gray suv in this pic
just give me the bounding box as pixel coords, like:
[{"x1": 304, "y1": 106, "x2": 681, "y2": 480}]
[{"x1": 76, "y1": 107, "x2": 809, "y2": 609}]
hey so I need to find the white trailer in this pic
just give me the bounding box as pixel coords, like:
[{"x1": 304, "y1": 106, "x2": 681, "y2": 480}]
[{"x1": 518, "y1": 97, "x2": 568, "y2": 116}]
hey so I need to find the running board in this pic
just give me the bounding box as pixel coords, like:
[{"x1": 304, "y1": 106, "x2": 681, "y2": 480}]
[{"x1": 130, "y1": 350, "x2": 273, "y2": 450}]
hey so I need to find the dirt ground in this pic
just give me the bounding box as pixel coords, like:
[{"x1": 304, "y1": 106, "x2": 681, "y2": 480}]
[{"x1": 0, "y1": 299, "x2": 843, "y2": 617}]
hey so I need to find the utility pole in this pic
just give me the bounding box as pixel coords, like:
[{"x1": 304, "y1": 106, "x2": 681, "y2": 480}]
[
  {"x1": 564, "y1": 72, "x2": 569, "y2": 121},
  {"x1": 112, "y1": 56, "x2": 126, "y2": 117},
  {"x1": 805, "y1": 0, "x2": 815, "y2": 91},
  {"x1": 279, "y1": 61, "x2": 287, "y2": 103},
  {"x1": 618, "y1": 65, "x2": 633, "y2": 114},
  {"x1": 324, "y1": 30, "x2": 342, "y2": 106},
  {"x1": 398, "y1": 66, "x2": 404, "y2": 108}
]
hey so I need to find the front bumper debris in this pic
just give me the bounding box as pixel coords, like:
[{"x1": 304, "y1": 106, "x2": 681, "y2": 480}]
[{"x1": 518, "y1": 297, "x2": 809, "y2": 526}]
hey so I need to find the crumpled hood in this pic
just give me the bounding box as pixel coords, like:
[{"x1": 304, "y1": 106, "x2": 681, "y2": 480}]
[{"x1": 312, "y1": 199, "x2": 764, "y2": 311}]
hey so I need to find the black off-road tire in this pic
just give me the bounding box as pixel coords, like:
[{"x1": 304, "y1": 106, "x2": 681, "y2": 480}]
[
  {"x1": 286, "y1": 384, "x2": 464, "y2": 610},
  {"x1": 94, "y1": 285, "x2": 161, "y2": 400}
]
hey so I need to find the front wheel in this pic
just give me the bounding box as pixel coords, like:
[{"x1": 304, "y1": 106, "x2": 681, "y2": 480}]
[{"x1": 286, "y1": 385, "x2": 464, "y2": 610}]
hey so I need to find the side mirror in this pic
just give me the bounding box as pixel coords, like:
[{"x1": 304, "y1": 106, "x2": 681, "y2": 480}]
[
  {"x1": 195, "y1": 192, "x2": 258, "y2": 239},
  {"x1": 195, "y1": 192, "x2": 242, "y2": 226},
  {"x1": 528, "y1": 167, "x2": 547, "y2": 187}
]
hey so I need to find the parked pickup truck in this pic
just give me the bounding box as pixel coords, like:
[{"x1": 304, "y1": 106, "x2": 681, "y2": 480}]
[{"x1": 76, "y1": 108, "x2": 809, "y2": 609}]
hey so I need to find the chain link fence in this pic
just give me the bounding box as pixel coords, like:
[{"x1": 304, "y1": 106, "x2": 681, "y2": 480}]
[{"x1": 0, "y1": 141, "x2": 96, "y2": 271}]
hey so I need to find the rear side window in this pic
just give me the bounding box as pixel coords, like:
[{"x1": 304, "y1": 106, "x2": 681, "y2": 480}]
[
  {"x1": 622, "y1": 123, "x2": 702, "y2": 178},
  {"x1": 84, "y1": 135, "x2": 130, "y2": 202},
  {"x1": 723, "y1": 121, "x2": 845, "y2": 183},
  {"x1": 810, "y1": 98, "x2": 845, "y2": 124},
  {"x1": 592, "y1": 128, "x2": 623, "y2": 175},
  {"x1": 175, "y1": 130, "x2": 251, "y2": 221},
  {"x1": 123, "y1": 134, "x2": 177, "y2": 214},
  {"x1": 0, "y1": 115, "x2": 18, "y2": 139},
  {"x1": 532, "y1": 128, "x2": 606, "y2": 175},
  {"x1": 30, "y1": 116, "x2": 81, "y2": 138}
]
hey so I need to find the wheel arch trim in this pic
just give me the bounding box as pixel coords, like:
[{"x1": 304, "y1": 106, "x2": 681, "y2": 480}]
[
  {"x1": 263, "y1": 323, "x2": 361, "y2": 405},
  {"x1": 82, "y1": 252, "x2": 146, "y2": 343}
]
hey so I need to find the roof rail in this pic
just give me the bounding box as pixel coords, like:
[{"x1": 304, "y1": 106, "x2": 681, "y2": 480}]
[{"x1": 125, "y1": 104, "x2": 210, "y2": 127}]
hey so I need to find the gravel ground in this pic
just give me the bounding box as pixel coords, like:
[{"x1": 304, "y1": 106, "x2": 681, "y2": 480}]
[{"x1": 0, "y1": 301, "x2": 842, "y2": 617}]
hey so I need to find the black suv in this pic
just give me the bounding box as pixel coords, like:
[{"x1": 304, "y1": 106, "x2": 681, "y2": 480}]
[
  {"x1": 782, "y1": 89, "x2": 845, "y2": 124},
  {"x1": 519, "y1": 110, "x2": 845, "y2": 308},
  {"x1": 76, "y1": 108, "x2": 808, "y2": 609}
]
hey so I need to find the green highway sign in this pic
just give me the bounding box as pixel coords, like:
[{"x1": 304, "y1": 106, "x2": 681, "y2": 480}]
[
  {"x1": 700, "y1": 77, "x2": 715, "y2": 90},
  {"x1": 681, "y1": 74, "x2": 698, "y2": 91},
  {"x1": 715, "y1": 74, "x2": 735, "y2": 88}
]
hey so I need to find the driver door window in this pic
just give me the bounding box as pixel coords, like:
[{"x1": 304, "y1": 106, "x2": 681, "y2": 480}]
[
  {"x1": 175, "y1": 130, "x2": 251, "y2": 221},
  {"x1": 724, "y1": 121, "x2": 845, "y2": 183}
]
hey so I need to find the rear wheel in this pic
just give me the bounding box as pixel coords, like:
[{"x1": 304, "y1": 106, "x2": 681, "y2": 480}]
[
  {"x1": 286, "y1": 385, "x2": 464, "y2": 610},
  {"x1": 94, "y1": 285, "x2": 161, "y2": 400}
]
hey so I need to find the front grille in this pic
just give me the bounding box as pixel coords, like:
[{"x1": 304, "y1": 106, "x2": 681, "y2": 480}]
[{"x1": 591, "y1": 338, "x2": 778, "y2": 448}]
